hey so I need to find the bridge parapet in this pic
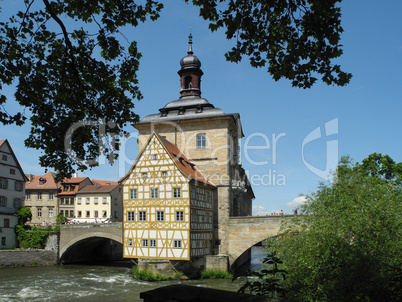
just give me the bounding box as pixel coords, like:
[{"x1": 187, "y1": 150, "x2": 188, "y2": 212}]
[
  {"x1": 228, "y1": 215, "x2": 294, "y2": 267},
  {"x1": 59, "y1": 222, "x2": 123, "y2": 260}
]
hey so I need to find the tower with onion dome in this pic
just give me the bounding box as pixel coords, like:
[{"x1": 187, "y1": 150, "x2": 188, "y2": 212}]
[{"x1": 121, "y1": 34, "x2": 254, "y2": 267}]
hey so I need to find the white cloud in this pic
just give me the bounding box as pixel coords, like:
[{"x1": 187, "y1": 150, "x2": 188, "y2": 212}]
[
  {"x1": 252, "y1": 205, "x2": 284, "y2": 216},
  {"x1": 287, "y1": 196, "x2": 308, "y2": 208}
]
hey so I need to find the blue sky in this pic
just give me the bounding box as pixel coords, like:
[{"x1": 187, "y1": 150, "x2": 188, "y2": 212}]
[{"x1": 1, "y1": 0, "x2": 401, "y2": 214}]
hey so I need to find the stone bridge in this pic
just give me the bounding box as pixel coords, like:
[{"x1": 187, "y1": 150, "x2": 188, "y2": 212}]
[
  {"x1": 59, "y1": 222, "x2": 123, "y2": 263},
  {"x1": 58, "y1": 217, "x2": 293, "y2": 265},
  {"x1": 227, "y1": 215, "x2": 293, "y2": 267}
]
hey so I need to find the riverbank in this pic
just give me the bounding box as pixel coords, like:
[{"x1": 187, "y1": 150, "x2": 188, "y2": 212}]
[{"x1": 0, "y1": 249, "x2": 57, "y2": 267}]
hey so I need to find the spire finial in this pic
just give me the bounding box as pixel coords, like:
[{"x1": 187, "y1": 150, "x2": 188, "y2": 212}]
[{"x1": 188, "y1": 29, "x2": 193, "y2": 55}]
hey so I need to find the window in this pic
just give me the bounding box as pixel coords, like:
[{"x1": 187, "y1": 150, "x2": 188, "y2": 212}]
[
  {"x1": 10, "y1": 168, "x2": 15, "y2": 175},
  {"x1": 15, "y1": 181, "x2": 23, "y2": 191},
  {"x1": 184, "y1": 75, "x2": 192, "y2": 89},
  {"x1": 86, "y1": 211, "x2": 90, "y2": 217},
  {"x1": 49, "y1": 208, "x2": 53, "y2": 218},
  {"x1": 26, "y1": 193, "x2": 31, "y2": 200},
  {"x1": 94, "y1": 210, "x2": 98, "y2": 217},
  {"x1": 128, "y1": 239, "x2": 133, "y2": 246},
  {"x1": 69, "y1": 210, "x2": 74, "y2": 218},
  {"x1": 142, "y1": 173, "x2": 147, "y2": 178},
  {"x1": 69, "y1": 185, "x2": 75, "y2": 192},
  {"x1": 102, "y1": 197, "x2": 107, "y2": 204},
  {"x1": 49, "y1": 192, "x2": 53, "y2": 200},
  {"x1": 102, "y1": 210, "x2": 107, "y2": 218},
  {"x1": 13, "y1": 198, "x2": 21, "y2": 209},
  {"x1": 37, "y1": 192, "x2": 42, "y2": 200},
  {"x1": 139, "y1": 211, "x2": 146, "y2": 221},
  {"x1": 176, "y1": 211, "x2": 184, "y2": 222},
  {"x1": 130, "y1": 189, "x2": 137, "y2": 199},
  {"x1": 174, "y1": 240, "x2": 182, "y2": 248},
  {"x1": 37, "y1": 208, "x2": 42, "y2": 218},
  {"x1": 196, "y1": 133, "x2": 206, "y2": 149},
  {"x1": 77, "y1": 211, "x2": 82, "y2": 217},
  {"x1": 63, "y1": 186, "x2": 68, "y2": 192},
  {"x1": 94, "y1": 197, "x2": 98, "y2": 204},
  {"x1": 0, "y1": 196, "x2": 6, "y2": 207},
  {"x1": 4, "y1": 218, "x2": 10, "y2": 228},
  {"x1": 150, "y1": 240, "x2": 156, "y2": 247},
  {"x1": 152, "y1": 154, "x2": 157, "y2": 160},
  {"x1": 60, "y1": 210, "x2": 64, "y2": 216},
  {"x1": 1, "y1": 237, "x2": 5, "y2": 246},
  {"x1": 86, "y1": 198, "x2": 90, "y2": 204},
  {"x1": 142, "y1": 239, "x2": 148, "y2": 247},
  {"x1": 151, "y1": 188, "x2": 158, "y2": 199},
  {"x1": 127, "y1": 211, "x2": 135, "y2": 221},
  {"x1": 39, "y1": 178, "x2": 46, "y2": 185},
  {"x1": 77, "y1": 198, "x2": 82, "y2": 205},
  {"x1": 156, "y1": 211, "x2": 164, "y2": 221},
  {"x1": 2, "y1": 154, "x2": 7, "y2": 161},
  {"x1": 0, "y1": 178, "x2": 8, "y2": 189},
  {"x1": 173, "y1": 188, "x2": 181, "y2": 198},
  {"x1": 70, "y1": 198, "x2": 74, "y2": 205},
  {"x1": 161, "y1": 171, "x2": 167, "y2": 177}
]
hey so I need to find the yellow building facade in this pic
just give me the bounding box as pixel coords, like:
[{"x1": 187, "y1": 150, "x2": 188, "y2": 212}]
[{"x1": 120, "y1": 133, "x2": 214, "y2": 260}]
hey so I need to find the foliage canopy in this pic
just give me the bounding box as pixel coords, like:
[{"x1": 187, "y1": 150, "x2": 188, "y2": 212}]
[
  {"x1": 1, "y1": 0, "x2": 350, "y2": 179},
  {"x1": 272, "y1": 153, "x2": 402, "y2": 302}
]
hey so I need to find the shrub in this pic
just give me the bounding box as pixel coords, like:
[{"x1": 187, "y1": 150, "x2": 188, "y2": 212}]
[
  {"x1": 201, "y1": 269, "x2": 232, "y2": 279},
  {"x1": 132, "y1": 266, "x2": 172, "y2": 281}
]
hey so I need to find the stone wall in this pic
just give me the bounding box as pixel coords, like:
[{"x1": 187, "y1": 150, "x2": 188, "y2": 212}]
[{"x1": 0, "y1": 250, "x2": 57, "y2": 267}]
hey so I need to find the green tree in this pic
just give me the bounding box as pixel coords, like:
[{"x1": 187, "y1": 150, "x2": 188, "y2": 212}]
[
  {"x1": 56, "y1": 213, "x2": 68, "y2": 225},
  {"x1": 15, "y1": 207, "x2": 32, "y2": 225},
  {"x1": 1, "y1": 1, "x2": 351, "y2": 179},
  {"x1": 273, "y1": 154, "x2": 402, "y2": 301}
]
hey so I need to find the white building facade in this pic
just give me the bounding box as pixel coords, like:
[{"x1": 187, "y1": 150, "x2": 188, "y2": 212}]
[{"x1": 0, "y1": 139, "x2": 27, "y2": 249}]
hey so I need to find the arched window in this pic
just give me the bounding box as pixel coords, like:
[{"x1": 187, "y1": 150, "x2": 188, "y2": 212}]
[{"x1": 184, "y1": 76, "x2": 192, "y2": 89}]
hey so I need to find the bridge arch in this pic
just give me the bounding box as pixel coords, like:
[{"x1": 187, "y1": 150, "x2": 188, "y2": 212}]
[
  {"x1": 59, "y1": 223, "x2": 123, "y2": 263},
  {"x1": 227, "y1": 216, "x2": 292, "y2": 268}
]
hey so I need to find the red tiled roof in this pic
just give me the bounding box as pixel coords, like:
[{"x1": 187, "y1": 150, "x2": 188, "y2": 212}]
[
  {"x1": 77, "y1": 184, "x2": 120, "y2": 194},
  {"x1": 61, "y1": 177, "x2": 91, "y2": 184},
  {"x1": 25, "y1": 172, "x2": 59, "y2": 190},
  {"x1": 92, "y1": 179, "x2": 118, "y2": 186},
  {"x1": 156, "y1": 134, "x2": 215, "y2": 187}
]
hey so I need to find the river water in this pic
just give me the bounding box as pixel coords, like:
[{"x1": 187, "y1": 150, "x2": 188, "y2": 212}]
[{"x1": 0, "y1": 247, "x2": 266, "y2": 302}]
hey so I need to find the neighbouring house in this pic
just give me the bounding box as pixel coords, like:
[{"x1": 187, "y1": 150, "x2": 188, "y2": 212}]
[
  {"x1": 25, "y1": 172, "x2": 59, "y2": 225},
  {"x1": 0, "y1": 139, "x2": 28, "y2": 249},
  {"x1": 75, "y1": 184, "x2": 123, "y2": 223},
  {"x1": 58, "y1": 177, "x2": 92, "y2": 219}
]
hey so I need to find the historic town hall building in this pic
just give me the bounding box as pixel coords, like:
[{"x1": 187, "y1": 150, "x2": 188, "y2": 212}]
[{"x1": 120, "y1": 35, "x2": 254, "y2": 265}]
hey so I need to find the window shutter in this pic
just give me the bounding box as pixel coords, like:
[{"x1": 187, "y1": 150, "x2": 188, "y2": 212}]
[{"x1": 5, "y1": 179, "x2": 8, "y2": 189}]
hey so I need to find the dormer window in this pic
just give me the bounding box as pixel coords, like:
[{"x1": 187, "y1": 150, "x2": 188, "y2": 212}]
[
  {"x1": 195, "y1": 106, "x2": 203, "y2": 113},
  {"x1": 39, "y1": 178, "x2": 46, "y2": 185},
  {"x1": 178, "y1": 107, "x2": 185, "y2": 115},
  {"x1": 160, "y1": 110, "x2": 168, "y2": 117}
]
